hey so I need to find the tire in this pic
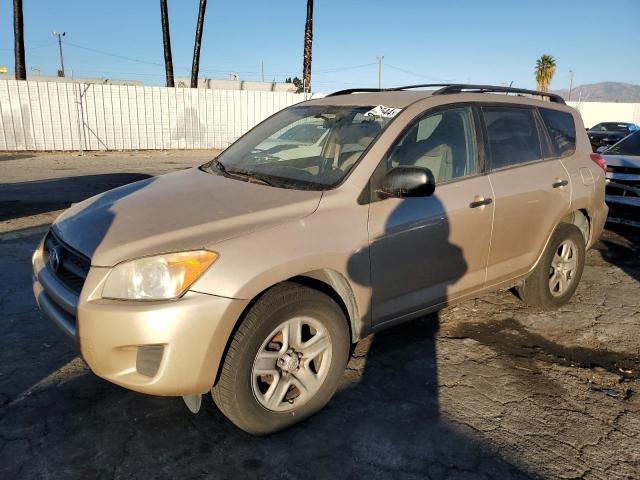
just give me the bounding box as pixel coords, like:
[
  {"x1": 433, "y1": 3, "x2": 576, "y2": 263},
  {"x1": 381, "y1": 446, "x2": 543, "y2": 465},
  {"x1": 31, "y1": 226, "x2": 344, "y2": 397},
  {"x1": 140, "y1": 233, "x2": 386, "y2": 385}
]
[
  {"x1": 211, "y1": 282, "x2": 350, "y2": 435},
  {"x1": 517, "y1": 223, "x2": 586, "y2": 310}
]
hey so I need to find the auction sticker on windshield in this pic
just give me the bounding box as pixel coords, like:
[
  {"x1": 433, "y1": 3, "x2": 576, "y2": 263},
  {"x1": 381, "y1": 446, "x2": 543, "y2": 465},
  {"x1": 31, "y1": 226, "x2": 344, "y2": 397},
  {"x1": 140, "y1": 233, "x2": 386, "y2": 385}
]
[{"x1": 364, "y1": 105, "x2": 402, "y2": 118}]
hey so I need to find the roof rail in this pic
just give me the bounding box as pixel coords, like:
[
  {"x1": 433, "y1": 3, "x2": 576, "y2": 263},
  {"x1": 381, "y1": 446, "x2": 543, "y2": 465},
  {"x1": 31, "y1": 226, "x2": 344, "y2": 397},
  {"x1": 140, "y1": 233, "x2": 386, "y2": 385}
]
[
  {"x1": 325, "y1": 87, "x2": 387, "y2": 97},
  {"x1": 431, "y1": 84, "x2": 565, "y2": 104},
  {"x1": 327, "y1": 83, "x2": 566, "y2": 104},
  {"x1": 326, "y1": 84, "x2": 451, "y2": 97}
]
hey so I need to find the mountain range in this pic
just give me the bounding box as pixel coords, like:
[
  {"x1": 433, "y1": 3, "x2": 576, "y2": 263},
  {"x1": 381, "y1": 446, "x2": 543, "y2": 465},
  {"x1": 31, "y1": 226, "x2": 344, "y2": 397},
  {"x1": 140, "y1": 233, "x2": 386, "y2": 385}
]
[{"x1": 553, "y1": 82, "x2": 640, "y2": 102}]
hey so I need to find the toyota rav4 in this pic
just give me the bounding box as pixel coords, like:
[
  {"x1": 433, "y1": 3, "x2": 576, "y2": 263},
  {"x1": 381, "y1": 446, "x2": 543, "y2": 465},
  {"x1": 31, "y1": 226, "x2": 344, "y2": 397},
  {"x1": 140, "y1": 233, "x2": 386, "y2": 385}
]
[{"x1": 33, "y1": 84, "x2": 608, "y2": 434}]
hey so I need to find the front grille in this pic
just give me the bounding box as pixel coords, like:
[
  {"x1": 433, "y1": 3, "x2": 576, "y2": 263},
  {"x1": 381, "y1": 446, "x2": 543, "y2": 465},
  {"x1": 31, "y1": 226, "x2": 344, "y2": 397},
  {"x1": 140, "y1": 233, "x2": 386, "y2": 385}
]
[
  {"x1": 43, "y1": 231, "x2": 91, "y2": 295},
  {"x1": 607, "y1": 165, "x2": 640, "y2": 175}
]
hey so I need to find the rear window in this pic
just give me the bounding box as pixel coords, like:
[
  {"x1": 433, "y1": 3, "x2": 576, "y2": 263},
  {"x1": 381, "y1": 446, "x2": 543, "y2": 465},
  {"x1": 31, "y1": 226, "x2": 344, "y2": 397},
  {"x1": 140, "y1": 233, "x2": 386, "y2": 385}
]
[
  {"x1": 482, "y1": 106, "x2": 542, "y2": 169},
  {"x1": 539, "y1": 108, "x2": 576, "y2": 157}
]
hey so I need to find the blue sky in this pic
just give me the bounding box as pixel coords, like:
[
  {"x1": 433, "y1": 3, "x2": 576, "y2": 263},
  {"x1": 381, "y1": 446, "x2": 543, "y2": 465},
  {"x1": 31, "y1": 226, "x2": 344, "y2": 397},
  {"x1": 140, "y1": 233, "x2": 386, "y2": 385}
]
[{"x1": 1, "y1": 0, "x2": 638, "y2": 92}]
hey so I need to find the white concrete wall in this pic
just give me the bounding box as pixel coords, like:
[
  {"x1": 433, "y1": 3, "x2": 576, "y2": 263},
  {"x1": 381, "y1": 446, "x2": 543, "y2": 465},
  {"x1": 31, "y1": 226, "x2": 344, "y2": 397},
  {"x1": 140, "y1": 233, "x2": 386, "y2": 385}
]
[
  {"x1": 0, "y1": 79, "x2": 313, "y2": 151},
  {"x1": 2, "y1": 78, "x2": 638, "y2": 152},
  {"x1": 567, "y1": 101, "x2": 640, "y2": 129}
]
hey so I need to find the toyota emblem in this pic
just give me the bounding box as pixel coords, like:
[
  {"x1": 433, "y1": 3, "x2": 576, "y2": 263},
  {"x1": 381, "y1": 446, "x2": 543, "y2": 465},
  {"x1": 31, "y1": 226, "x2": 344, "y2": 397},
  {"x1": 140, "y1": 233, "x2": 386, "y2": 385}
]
[{"x1": 48, "y1": 246, "x2": 62, "y2": 272}]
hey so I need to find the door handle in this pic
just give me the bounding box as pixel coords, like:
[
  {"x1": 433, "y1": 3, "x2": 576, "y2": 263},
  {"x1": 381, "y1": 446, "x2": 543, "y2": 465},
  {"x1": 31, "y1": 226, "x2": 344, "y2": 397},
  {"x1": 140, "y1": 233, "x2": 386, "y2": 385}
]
[
  {"x1": 469, "y1": 197, "x2": 493, "y2": 208},
  {"x1": 552, "y1": 179, "x2": 569, "y2": 188}
]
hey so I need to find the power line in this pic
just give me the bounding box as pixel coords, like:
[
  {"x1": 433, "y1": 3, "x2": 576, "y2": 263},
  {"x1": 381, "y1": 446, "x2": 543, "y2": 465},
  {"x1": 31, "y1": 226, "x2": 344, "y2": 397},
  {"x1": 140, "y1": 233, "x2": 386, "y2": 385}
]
[
  {"x1": 64, "y1": 41, "x2": 165, "y2": 67},
  {"x1": 385, "y1": 63, "x2": 455, "y2": 82}
]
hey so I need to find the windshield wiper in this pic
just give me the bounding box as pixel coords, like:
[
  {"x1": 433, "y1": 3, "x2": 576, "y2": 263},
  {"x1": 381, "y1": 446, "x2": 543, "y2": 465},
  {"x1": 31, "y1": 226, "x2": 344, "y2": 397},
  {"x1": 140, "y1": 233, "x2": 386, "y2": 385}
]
[
  {"x1": 206, "y1": 159, "x2": 294, "y2": 188},
  {"x1": 225, "y1": 167, "x2": 280, "y2": 187}
]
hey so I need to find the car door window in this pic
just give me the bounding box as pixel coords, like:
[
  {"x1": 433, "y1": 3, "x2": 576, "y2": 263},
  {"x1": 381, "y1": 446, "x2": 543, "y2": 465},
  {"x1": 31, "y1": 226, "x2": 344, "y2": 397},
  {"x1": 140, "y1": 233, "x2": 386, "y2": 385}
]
[
  {"x1": 539, "y1": 108, "x2": 576, "y2": 157},
  {"x1": 387, "y1": 106, "x2": 477, "y2": 183},
  {"x1": 482, "y1": 106, "x2": 542, "y2": 169}
]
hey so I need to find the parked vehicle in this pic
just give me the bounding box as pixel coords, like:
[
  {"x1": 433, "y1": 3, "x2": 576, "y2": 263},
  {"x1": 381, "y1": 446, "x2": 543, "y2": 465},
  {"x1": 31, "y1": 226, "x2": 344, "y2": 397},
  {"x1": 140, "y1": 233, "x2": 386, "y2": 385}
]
[
  {"x1": 33, "y1": 84, "x2": 607, "y2": 434},
  {"x1": 587, "y1": 122, "x2": 638, "y2": 151},
  {"x1": 602, "y1": 130, "x2": 640, "y2": 226}
]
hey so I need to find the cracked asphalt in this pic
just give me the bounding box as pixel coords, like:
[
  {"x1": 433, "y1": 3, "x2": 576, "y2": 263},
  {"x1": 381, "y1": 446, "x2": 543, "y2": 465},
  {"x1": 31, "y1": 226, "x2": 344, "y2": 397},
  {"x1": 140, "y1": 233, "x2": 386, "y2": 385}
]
[{"x1": 1, "y1": 151, "x2": 639, "y2": 479}]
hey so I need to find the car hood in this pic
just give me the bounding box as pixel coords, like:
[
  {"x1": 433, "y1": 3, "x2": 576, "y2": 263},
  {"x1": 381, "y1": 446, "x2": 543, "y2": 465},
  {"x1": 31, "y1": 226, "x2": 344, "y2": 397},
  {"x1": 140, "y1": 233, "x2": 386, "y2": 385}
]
[
  {"x1": 52, "y1": 167, "x2": 322, "y2": 266},
  {"x1": 603, "y1": 154, "x2": 640, "y2": 168}
]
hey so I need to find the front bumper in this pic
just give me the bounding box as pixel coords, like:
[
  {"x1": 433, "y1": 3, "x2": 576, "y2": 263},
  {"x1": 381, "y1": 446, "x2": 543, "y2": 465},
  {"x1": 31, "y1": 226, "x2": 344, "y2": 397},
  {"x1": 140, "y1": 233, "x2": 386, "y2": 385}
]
[{"x1": 32, "y1": 242, "x2": 248, "y2": 396}]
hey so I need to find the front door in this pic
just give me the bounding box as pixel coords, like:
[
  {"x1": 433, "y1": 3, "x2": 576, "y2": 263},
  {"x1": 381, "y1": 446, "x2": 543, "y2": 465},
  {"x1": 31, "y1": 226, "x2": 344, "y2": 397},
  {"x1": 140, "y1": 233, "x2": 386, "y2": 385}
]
[{"x1": 368, "y1": 105, "x2": 494, "y2": 325}]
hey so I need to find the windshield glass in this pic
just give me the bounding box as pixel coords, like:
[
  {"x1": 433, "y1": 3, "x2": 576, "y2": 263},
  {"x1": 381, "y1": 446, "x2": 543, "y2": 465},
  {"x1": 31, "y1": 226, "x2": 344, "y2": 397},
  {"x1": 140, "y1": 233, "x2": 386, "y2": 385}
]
[
  {"x1": 204, "y1": 105, "x2": 393, "y2": 190},
  {"x1": 605, "y1": 130, "x2": 640, "y2": 156},
  {"x1": 599, "y1": 123, "x2": 632, "y2": 133}
]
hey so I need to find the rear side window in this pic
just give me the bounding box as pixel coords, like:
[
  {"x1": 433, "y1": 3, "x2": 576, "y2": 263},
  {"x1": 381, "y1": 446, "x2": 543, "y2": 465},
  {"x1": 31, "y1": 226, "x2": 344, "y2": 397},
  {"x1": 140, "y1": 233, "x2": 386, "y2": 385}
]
[
  {"x1": 539, "y1": 108, "x2": 576, "y2": 157},
  {"x1": 482, "y1": 106, "x2": 542, "y2": 169}
]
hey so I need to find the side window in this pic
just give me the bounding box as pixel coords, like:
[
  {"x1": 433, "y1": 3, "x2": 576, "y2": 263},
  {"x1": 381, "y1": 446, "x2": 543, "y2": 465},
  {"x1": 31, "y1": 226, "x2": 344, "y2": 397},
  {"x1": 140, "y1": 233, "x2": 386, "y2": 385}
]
[
  {"x1": 387, "y1": 106, "x2": 477, "y2": 184},
  {"x1": 482, "y1": 106, "x2": 542, "y2": 169},
  {"x1": 539, "y1": 108, "x2": 576, "y2": 157}
]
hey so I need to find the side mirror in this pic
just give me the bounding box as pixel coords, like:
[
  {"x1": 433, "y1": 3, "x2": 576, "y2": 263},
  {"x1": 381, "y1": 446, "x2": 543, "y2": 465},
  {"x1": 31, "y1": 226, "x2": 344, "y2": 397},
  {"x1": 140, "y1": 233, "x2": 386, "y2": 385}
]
[{"x1": 377, "y1": 166, "x2": 436, "y2": 198}]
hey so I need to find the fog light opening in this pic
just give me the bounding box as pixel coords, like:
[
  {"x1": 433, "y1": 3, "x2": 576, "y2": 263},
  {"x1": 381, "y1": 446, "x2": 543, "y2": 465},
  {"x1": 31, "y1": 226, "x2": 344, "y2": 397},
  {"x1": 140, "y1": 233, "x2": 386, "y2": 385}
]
[{"x1": 135, "y1": 345, "x2": 164, "y2": 378}]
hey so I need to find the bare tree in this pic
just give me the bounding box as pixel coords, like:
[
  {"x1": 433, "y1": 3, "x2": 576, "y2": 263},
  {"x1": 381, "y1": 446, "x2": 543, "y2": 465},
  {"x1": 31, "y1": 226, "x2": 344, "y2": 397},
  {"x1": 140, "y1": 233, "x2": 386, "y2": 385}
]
[
  {"x1": 160, "y1": 0, "x2": 174, "y2": 87},
  {"x1": 191, "y1": 0, "x2": 207, "y2": 88},
  {"x1": 13, "y1": 0, "x2": 26, "y2": 80},
  {"x1": 302, "y1": 0, "x2": 313, "y2": 93}
]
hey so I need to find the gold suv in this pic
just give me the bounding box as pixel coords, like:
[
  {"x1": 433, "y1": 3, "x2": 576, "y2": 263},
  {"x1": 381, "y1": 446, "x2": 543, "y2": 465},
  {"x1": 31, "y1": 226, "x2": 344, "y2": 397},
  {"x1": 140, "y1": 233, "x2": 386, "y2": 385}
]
[{"x1": 32, "y1": 84, "x2": 608, "y2": 434}]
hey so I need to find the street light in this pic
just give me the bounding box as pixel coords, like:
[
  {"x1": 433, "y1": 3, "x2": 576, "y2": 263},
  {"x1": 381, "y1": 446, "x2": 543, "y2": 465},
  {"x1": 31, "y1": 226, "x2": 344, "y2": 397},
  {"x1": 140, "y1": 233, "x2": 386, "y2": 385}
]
[
  {"x1": 52, "y1": 31, "x2": 65, "y2": 77},
  {"x1": 568, "y1": 70, "x2": 574, "y2": 102},
  {"x1": 376, "y1": 55, "x2": 384, "y2": 89}
]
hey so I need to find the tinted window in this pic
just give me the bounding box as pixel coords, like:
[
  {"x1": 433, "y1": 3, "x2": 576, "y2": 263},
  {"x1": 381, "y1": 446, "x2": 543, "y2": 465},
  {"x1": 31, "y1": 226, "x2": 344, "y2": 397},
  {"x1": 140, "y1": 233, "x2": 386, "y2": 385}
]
[
  {"x1": 539, "y1": 108, "x2": 576, "y2": 156},
  {"x1": 604, "y1": 130, "x2": 640, "y2": 156},
  {"x1": 482, "y1": 106, "x2": 542, "y2": 169},
  {"x1": 387, "y1": 106, "x2": 477, "y2": 183}
]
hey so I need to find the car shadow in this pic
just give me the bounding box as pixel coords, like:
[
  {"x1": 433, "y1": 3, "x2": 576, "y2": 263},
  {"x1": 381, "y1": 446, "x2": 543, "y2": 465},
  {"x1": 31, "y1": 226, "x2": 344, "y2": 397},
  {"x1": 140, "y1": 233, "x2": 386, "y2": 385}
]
[
  {"x1": 597, "y1": 224, "x2": 640, "y2": 282},
  {"x1": 0, "y1": 173, "x2": 152, "y2": 221}
]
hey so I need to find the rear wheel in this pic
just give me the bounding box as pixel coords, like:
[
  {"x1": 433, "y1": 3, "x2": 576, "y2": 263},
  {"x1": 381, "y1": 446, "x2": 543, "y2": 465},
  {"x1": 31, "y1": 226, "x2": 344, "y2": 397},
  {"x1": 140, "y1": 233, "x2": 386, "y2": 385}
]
[
  {"x1": 517, "y1": 223, "x2": 585, "y2": 310},
  {"x1": 211, "y1": 282, "x2": 350, "y2": 435}
]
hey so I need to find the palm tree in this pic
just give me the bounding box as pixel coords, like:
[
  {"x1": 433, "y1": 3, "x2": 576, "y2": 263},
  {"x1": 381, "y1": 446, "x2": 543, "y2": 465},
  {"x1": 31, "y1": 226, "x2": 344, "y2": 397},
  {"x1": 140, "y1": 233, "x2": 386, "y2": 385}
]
[
  {"x1": 160, "y1": 0, "x2": 174, "y2": 87},
  {"x1": 190, "y1": 0, "x2": 207, "y2": 88},
  {"x1": 302, "y1": 0, "x2": 313, "y2": 93},
  {"x1": 13, "y1": 0, "x2": 26, "y2": 80},
  {"x1": 535, "y1": 54, "x2": 556, "y2": 92}
]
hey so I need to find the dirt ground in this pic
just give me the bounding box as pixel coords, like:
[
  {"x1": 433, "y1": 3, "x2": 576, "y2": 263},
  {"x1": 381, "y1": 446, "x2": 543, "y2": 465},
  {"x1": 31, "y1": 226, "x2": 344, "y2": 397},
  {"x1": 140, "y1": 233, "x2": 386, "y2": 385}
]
[{"x1": 1, "y1": 151, "x2": 639, "y2": 479}]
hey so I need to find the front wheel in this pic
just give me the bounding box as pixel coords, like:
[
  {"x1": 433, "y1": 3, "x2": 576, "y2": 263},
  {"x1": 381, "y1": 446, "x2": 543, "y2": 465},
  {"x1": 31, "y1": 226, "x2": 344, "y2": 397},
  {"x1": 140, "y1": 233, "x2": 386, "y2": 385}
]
[
  {"x1": 517, "y1": 223, "x2": 586, "y2": 310},
  {"x1": 211, "y1": 283, "x2": 350, "y2": 435}
]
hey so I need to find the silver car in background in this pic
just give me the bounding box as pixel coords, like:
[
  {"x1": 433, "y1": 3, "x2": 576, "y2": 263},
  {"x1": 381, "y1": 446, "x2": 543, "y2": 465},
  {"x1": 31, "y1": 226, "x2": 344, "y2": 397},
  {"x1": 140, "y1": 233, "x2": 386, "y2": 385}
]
[{"x1": 603, "y1": 130, "x2": 640, "y2": 227}]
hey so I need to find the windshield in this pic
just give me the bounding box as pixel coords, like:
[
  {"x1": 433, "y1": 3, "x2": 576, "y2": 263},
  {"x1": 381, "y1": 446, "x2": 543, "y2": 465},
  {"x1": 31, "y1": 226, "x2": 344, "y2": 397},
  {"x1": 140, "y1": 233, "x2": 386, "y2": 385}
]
[
  {"x1": 605, "y1": 130, "x2": 640, "y2": 156},
  {"x1": 596, "y1": 123, "x2": 632, "y2": 133},
  {"x1": 203, "y1": 105, "x2": 393, "y2": 190}
]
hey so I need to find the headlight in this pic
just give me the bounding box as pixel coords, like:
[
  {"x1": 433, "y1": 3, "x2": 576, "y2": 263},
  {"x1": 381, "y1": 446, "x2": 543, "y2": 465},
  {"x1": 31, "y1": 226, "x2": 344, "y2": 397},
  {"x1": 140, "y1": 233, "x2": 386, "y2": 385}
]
[{"x1": 102, "y1": 250, "x2": 218, "y2": 300}]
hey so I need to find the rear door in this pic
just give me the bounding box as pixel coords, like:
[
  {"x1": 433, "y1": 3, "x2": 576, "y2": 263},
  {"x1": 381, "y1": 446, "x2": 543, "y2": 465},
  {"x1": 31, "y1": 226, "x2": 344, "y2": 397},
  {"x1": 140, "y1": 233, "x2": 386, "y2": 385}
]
[{"x1": 482, "y1": 105, "x2": 571, "y2": 285}]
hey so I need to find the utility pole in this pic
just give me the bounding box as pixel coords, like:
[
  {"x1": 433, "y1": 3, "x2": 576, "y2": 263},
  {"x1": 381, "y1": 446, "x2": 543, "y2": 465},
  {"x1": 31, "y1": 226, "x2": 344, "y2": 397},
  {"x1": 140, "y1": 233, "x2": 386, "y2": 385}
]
[
  {"x1": 568, "y1": 70, "x2": 574, "y2": 102},
  {"x1": 377, "y1": 55, "x2": 384, "y2": 89},
  {"x1": 53, "y1": 31, "x2": 65, "y2": 77},
  {"x1": 261, "y1": 60, "x2": 264, "y2": 82}
]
